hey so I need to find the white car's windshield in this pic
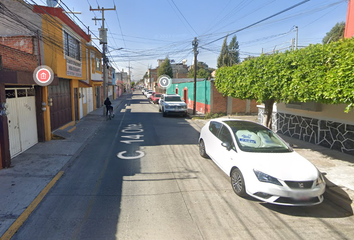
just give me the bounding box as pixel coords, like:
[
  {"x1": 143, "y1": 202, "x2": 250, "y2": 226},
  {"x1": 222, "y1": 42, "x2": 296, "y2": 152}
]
[
  {"x1": 165, "y1": 96, "x2": 182, "y2": 102},
  {"x1": 224, "y1": 121, "x2": 292, "y2": 153}
]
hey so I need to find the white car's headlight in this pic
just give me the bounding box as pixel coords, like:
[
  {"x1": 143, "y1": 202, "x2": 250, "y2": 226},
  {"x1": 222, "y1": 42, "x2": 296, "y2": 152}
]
[
  {"x1": 316, "y1": 171, "x2": 325, "y2": 186},
  {"x1": 254, "y1": 169, "x2": 282, "y2": 186}
]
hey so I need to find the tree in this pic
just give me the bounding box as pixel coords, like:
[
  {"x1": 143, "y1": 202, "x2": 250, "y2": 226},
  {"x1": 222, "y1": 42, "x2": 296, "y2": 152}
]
[
  {"x1": 217, "y1": 36, "x2": 229, "y2": 68},
  {"x1": 143, "y1": 71, "x2": 148, "y2": 80},
  {"x1": 243, "y1": 55, "x2": 256, "y2": 61},
  {"x1": 215, "y1": 38, "x2": 354, "y2": 128},
  {"x1": 322, "y1": 22, "x2": 345, "y2": 44},
  {"x1": 157, "y1": 57, "x2": 173, "y2": 78},
  {"x1": 188, "y1": 62, "x2": 214, "y2": 79},
  {"x1": 217, "y1": 35, "x2": 240, "y2": 68},
  {"x1": 228, "y1": 35, "x2": 240, "y2": 65}
]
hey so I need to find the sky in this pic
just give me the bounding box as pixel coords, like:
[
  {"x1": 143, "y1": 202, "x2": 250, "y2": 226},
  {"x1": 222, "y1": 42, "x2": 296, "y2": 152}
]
[{"x1": 30, "y1": 0, "x2": 348, "y2": 82}]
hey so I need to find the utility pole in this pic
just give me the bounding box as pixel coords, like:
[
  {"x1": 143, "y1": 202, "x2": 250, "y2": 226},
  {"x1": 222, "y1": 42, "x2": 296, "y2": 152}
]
[
  {"x1": 295, "y1": 26, "x2": 298, "y2": 50},
  {"x1": 149, "y1": 65, "x2": 152, "y2": 90},
  {"x1": 192, "y1": 37, "x2": 198, "y2": 115},
  {"x1": 126, "y1": 64, "x2": 133, "y2": 93},
  {"x1": 90, "y1": 5, "x2": 116, "y2": 116}
]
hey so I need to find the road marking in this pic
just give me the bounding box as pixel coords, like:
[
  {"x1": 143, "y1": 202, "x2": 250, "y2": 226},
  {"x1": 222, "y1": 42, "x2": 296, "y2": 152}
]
[{"x1": 0, "y1": 171, "x2": 64, "y2": 240}]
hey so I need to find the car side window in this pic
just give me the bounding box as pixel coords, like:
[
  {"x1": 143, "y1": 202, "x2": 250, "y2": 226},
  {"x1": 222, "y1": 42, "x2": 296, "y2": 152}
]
[
  {"x1": 219, "y1": 126, "x2": 235, "y2": 150},
  {"x1": 209, "y1": 121, "x2": 222, "y2": 137}
]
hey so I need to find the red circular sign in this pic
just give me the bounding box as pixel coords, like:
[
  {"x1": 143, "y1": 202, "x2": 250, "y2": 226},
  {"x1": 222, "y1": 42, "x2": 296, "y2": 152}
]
[{"x1": 36, "y1": 69, "x2": 51, "y2": 83}]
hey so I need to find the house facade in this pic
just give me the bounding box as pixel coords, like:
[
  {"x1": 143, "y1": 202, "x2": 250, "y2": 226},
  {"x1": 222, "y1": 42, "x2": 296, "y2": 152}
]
[
  {"x1": 115, "y1": 71, "x2": 128, "y2": 98},
  {"x1": 32, "y1": 5, "x2": 93, "y2": 137},
  {"x1": 0, "y1": 0, "x2": 48, "y2": 168},
  {"x1": 88, "y1": 45, "x2": 103, "y2": 109},
  {"x1": 0, "y1": 1, "x2": 104, "y2": 168}
]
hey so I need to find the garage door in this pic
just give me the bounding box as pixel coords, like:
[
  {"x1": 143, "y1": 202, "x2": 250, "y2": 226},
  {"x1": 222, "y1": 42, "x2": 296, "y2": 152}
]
[
  {"x1": 48, "y1": 79, "x2": 72, "y2": 130},
  {"x1": 6, "y1": 88, "x2": 38, "y2": 158}
]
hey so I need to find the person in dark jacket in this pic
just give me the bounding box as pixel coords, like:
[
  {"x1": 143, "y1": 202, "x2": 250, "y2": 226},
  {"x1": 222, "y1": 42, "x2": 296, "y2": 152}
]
[{"x1": 104, "y1": 97, "x2": 112, "y2": 116}]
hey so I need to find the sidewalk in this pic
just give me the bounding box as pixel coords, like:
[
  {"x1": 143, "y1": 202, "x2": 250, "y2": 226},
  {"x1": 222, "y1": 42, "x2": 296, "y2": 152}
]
[
  {"x1": 0, "y1": 95, "x2": 353, "y2": 238},
  {"x1": 0, "y1": 94, "x2": 128, "y2": 238}
]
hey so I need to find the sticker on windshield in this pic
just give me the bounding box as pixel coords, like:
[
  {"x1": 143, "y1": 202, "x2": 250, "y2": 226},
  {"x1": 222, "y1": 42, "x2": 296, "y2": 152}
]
[{"x1": 239, "y1": 135, "x2": 257, "y2": 144}]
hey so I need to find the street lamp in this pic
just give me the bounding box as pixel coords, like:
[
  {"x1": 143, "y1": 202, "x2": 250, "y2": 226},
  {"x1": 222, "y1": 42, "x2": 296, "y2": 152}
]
[{"x1": 106, "y1": 47, "x2": 123, "y2": 54}]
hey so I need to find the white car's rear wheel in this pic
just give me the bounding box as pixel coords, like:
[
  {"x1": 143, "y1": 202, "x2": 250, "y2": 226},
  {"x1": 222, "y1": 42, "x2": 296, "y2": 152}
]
[{"x1": 231, "y1": 168, "x2": 247, "y2": 197}]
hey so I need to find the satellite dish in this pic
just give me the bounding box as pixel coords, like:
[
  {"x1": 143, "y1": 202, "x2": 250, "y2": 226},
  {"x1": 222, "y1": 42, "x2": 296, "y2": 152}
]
[{"x1": 46, "y1": 0, "x2": 60, "y2": 7}]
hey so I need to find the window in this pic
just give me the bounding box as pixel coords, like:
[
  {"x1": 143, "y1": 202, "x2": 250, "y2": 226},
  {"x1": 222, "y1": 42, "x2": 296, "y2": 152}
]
[
  {"x1": 63, "y1": 31, "x2": 81, "y2": 61},
  {"x1": 219, "y1": 126, "x2": 232, "y2": 144},
  {"x1": 219, "y1": 126, "x2": 235, "y2": 150},
  {"x1": 165, "y1": 96, "x2": 182, "y2": 102},
  {"x1": 209, "y1": 121, "x2": 222, "y2": 137},
  {"x1": 96, "y1": 56, "x2": 102, "y2": 72}
]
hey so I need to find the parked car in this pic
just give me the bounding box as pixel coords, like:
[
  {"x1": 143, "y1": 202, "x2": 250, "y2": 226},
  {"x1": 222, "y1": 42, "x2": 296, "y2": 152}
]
[
  {"x1": 198, "y1": 119, "x2": 326, "y2": 206},
  {"x1": 151, "y1": 92, "x2": 162, "y2": 104},
  {"x1": 144, "y1": 89, "x2": 152, "y2": 97},
  {"x1": 146, "y1": 90, "x2": 154, "y2": 99},
  {"x1": 159, "y1": 94, "x2": 187, "y2": 117}
]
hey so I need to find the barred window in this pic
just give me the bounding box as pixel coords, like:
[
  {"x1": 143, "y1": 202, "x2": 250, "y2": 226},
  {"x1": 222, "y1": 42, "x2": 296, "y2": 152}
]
[{"x1": 64, "y1": 31, "x2": 81, "y2": 61}]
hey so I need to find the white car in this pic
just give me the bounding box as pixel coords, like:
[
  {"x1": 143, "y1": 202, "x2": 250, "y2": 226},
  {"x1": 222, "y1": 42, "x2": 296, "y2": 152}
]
[
  {"x1": 198, "y1": 119, "x2": 326, "y2": 206},
  {"x1": 159, "y1": 94, "x2": 187, "y2": 117},
  {"x1": 146, "y1": 91, "x2": 154, "y2": 99},
  {"x1": 145, "y1": 90, "x2": 153, "y2": 97}
]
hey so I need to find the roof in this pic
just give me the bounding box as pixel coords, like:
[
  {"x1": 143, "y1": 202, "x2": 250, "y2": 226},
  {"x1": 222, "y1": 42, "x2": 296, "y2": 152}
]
[{"x1": 33, "y1": 5, "x2": 90, "y2": 42}]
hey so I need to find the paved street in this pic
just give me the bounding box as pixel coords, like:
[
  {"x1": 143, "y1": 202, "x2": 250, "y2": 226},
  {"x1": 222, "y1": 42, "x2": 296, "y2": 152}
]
[{"x1": 0, "y1": 91, "x2": 352, "y2": 240}]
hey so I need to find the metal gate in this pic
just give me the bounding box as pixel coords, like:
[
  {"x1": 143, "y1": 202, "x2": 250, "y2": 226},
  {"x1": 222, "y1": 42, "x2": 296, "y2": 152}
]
[
  {"x1": 87, "y1": 87, "x2": 93, "y2": 113},
  {"x1": 6, "y1": 88, "x2": 38, "y2": 158},
  {"x1": 48, "y1": 79, "x2": 72, "y2": 130}
]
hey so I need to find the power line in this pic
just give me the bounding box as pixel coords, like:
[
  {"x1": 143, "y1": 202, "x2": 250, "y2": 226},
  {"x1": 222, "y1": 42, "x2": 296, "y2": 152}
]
[
  {"x1": 169, "y1": 0, "x2": 198, "y2": 36},
  {"x1": 201, "y1": 0, "x2": 311, "y2": 48}
]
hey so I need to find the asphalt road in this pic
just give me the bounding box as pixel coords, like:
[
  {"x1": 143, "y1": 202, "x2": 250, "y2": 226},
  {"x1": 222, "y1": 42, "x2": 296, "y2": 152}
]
[{"x1": 12, "y1": 92, "x2": 354, "y2": 240}]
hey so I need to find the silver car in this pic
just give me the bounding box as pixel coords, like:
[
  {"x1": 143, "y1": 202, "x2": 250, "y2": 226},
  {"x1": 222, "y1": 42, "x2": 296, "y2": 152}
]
[{"x1": 159, "y1": 94, "x2": 187, "y2": 117}]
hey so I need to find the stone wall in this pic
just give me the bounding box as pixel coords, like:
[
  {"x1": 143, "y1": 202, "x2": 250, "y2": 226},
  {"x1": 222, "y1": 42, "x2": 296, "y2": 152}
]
[{"x1": 258, "y1": 106, "x2": 354, "y2": 156}]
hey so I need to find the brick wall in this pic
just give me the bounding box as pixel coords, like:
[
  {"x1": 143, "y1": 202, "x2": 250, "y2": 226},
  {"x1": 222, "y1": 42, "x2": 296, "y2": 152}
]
[
  {"x1": 0, "y1": 41, "x2": 37, "y2": 72},
  {"x1": 212, "y1": 83, "x2": 228, "y2": 113},
  {"x1": 0, "y1": 36, "x2": 34, "y2": 54},
  {"x1": 211, "y1": 82, "x2": 259, "y2": 114},
  {"x1": 232, "y1": 98, "x2": 246, "y2": 113}
]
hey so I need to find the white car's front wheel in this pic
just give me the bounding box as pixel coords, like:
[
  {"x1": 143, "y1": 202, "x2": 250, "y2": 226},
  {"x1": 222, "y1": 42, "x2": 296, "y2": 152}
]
[{"x1": 231, "y1": 168, "x2": 247, "y2": 197}]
